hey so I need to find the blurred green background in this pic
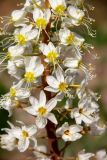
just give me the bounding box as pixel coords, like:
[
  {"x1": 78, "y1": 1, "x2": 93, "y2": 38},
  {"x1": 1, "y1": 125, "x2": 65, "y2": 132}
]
[{"x1": 0, "y1": 0, "x2": 107, "y2": 159}]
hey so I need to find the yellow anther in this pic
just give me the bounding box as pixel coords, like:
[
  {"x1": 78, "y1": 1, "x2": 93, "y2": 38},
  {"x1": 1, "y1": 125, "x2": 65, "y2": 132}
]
[
  {"x1": 22, "y1": 130, "x2": 29, "y2": 138},
  {"x1": 59, "y1": 83, "x2": 68, "y2": 92},
  {"x1": 36, "y1": 18, "x2": 47, "y2": 29},
  {"x1": 47, "y1": 51, "x2": 58, "y2": 63},
  {"x1": 38, "y1": 107, "x2": 47, "y2": 116},
  {"x1": 24, "y1": 72, "x2": 35, "y2": 83},
  {"x1": 66, "y1": 34, "x2": 75, "y2": 45},
  {"x1": 17, "y1": 34, "x2": 26, "y2": 45},
  {"x1": 55, "y1": 5, "x2": 65, "y2": 15}
]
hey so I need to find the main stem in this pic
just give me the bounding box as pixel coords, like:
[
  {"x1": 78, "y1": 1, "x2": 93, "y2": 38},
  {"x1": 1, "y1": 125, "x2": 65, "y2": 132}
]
[{"x1": 41, "y1": 1, "x2": 60, "y2": 159}]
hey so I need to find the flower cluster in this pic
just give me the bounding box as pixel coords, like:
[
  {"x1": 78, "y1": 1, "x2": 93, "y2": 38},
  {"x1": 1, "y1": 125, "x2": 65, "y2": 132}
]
[{"x1": 0, "y1": 0, "x2": 106, "y2": 159}]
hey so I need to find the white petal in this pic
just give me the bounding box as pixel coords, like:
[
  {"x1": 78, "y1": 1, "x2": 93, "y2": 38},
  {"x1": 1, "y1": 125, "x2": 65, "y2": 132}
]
[
  {"x1": 48, "y1": 113, "x2": 58, "y2": 124},
  {"x1": 36, "y1": 117, "x2": 47, "y2": 128},
  {"x1": 46, "y1": 76, "x2": 59, "y2": 88},
  {"x1": 27, "y1": 125, "x2": 37, "y2": 136},
  {"x1": 35, "y1": 64, "x2": 44, "y2": 77},
  {"x1": 8, "y1": 45, "x2": 25, "y2": 57},
  {"x1": 44, "y1": 86, "x2": 59, "y2": 93},
  {"x1": 55, "y1": 67, "x2": 64, "y2": 82},
  {"x1": 39, "y1": 91, "x2": 46, "y2": 106},
  {"x1": 29, "y1": 96, "x2": 38, "y2": 106},
  {"x1": 18, "y1": 138, "x2": 29, "y2": 152},
  {"x1": 46, "y1": 98, "x2": 57, "y2": 111},
  {"x1": 24, "y1": 107, "x2": 36, "y2": 116},
  {"x1": 12, "y1": 9, "x2": 25, "y2": 21},
  {"x1": 26, "y1": 29, "x2": 38, "y2": 41}
]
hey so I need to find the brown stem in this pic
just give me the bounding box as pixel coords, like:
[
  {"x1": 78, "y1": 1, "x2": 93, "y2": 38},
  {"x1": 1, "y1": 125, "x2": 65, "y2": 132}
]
[{"x1": 41, "y1": 1, "x2": 60, "y2": 159}]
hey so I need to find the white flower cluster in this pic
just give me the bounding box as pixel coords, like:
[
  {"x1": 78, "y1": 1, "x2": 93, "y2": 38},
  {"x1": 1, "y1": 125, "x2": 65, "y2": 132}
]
[{"x1": 0, "y1": 0, "x2": 106, "y2": 159}]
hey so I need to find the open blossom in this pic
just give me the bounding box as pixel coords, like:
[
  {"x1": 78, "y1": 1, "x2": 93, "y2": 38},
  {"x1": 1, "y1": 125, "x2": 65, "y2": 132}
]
[
  {"x1": 39, "y1": 42, "x2": 60, "y2": 64},
  {"x1": 24, "y1": 91, "x2": 58, "y2": 128},
  {"x1": 59, "y1": 28, "x2": 85, "y2": 47},
  {"x1": 14, "y1": 25, "x2": 38, "y2": 45},
  {"x1": 77, "y1": 150, "x2": 94, "y2": 160},
  {"x1": 71, "y1": 96, "x2": 98, "y2": 125},
  {"x1": 7, "y1": 59, "x2": 24, "y2": 80},
  {"x1": 9, "y1": 81, "x2": 30, "y2": 100},
  {"x1": 7, "y1": 45, "x2": 25, "y2": 59},
  {"x1": 0, "y1": 133, "x2": 17, "y2": 151},
  {"x1": 33, "y1": 8, "x2": 51, "y2": 30},
  {"x1": 0, "y1": 0, "x2": 104, "y2": 159},
  {"x1": 56, "y1": 122, "x2": 83, "y2": 142},
  {"x1": 24, "y1": 56, "x2": 44, "y2": 84},
  {"x1": 45, "y1": 67, "x2": 70, "y2": 99},
  {"x1": 67, "y1": 5, "x2": 85, "y2": 26},
  {"x1": 49, "y1": 0, "x2": 66, "y2": 15},
  {"x1": 0, "y1": 122, "x2": 37, "y2": 152},
  {"x1": 96, "y1": 150, "x2": 107, "y2": 160},
  {"x1": 11, "y1": 9, "x2": 27, "y2": 26}
]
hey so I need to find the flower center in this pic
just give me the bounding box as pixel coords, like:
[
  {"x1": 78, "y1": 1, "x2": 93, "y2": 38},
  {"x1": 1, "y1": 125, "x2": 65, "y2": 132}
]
[
  {"x1": 55, "y1": 5, "x2": 65, "y2": 15},
  {"x1": 79, "y1": 108, "x2": 84, "y2": 114},
  {"x1": 22, "y1": 130, "x2": 29, "y2": 138},
  {"x1": 24, "y1": 72, "x2": 35, "y2": 83},
  {"x1": 64, "y1": 130, "x2": 70, "y2": 135},
  {"x1": 10, "y1": 88, "x2": 16, "y2": 97},
  {"x1": 47, "y1": 51, "x2": 58, "y2": 63},
  {"x1": 66, "y1": 34, "x2": 75, "y2": 45},
  {"x1": 36, "y1": 18, "x2": 47, "y2": 29},
  {"x1": 17, "y1": 34, "x2": 26, "y2": 45},
  {"x1": 38, "y1": 107, "x2": 47, "y2": 116},
  {"x1": 59, "y1": 82, "x2": 68, "y2": 92}
]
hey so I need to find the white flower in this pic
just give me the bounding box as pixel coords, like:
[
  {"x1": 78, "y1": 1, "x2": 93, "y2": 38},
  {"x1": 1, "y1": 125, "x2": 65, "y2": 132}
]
[
  {"x1": 39, "y1": 42, "x2": 60, "y2": 64},
  {"x1": 8, "y1": 45, "x2": 25, "y2": 59},
  {"x1": 0, "y1": 133, "x2": 17, "y2": 151},
  {"x1": 9, "y1": 81, "x2": 30, "y2": 100},
  {"x1": 7, "y1": 60, "x2": 24, "y2": 80},
  {"x1": 77, "y1": 150, "x2": 94, "y2": 160},
  {"x1": 33, "y1": 8, "x2": 51, "y2": 30},
  {"x1": 90, "y1": 120, "x2": 106, "y2": 136},
  {"x1": 0, "y1": 96, "x2": 18, "y2": 116},
  {"x1": 24, "y1": 0, "x2": 45, "y2": 11},
  {"x1": 59, "y1": 28, "x2": 85, "y2": 47},
  {"x1": 64, "y1": 57, "x2": 82, "y2": 70},
  {"x1": 49, "y1": 0, "x2": 66, "y2": 15},
  {"x1": 56, "y1": 122, "x2": 82, "y2": 142},
  {"x1": 12, "y1": 125, "x2": 37, "y2": 152},
  {"x1": 14, "y1": 25, "x2": 38, "y2": 45},
  {"x1": 34, "y1": 145, "x2": 50, "y2": 160},
  {"x1": 71, "y1": 97, "x2": 97, "y2": 125},
  {"x1": 24, "y1": 90, "x2": 57, "y2": 128},
  {"x1": 96, "y1": 150, "x2": 107, "y2": 160},
  {"x1": 1, "y1": 122, "x2": 37, "y2": 152},
  {"x1": 11, "y1": 9, "x2": 26, "y2": 21},
  {"x1": 24, "y1": 56, "x2": 44, "y2": 84},
  {"x1": 45, "y1": 67, "x2": 70, "y2": 99},
  {"x1": 67, "y1": 6, "x2": 85, "y2": 26},
  {"x1": 11, "y1": 9, "x2": 27, "y2": 26}
]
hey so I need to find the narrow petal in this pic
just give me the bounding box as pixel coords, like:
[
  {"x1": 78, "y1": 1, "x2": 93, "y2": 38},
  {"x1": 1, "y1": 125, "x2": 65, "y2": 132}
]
[
  {"x1": 46, "y1": 76, "x2": 59, "y2": 88},
  {"x1": 36, "y1": 117, "x2": 47, "y2": 128},
  {"x1": 18, "y1": 138, "x2": 29, "y2": 152},
  {"x1": 39, "y1": 90, "x2": 46, "y2": 106},
  {"x1": 24, "y1": 107, "x2": 36, "y2": 116},
  {"x1": 48, "y1": 113, "x2": 58, "y2": 124},
  {"x1": 29, "y1": 96, "x2": 38, "y2": 106},
  {"x1": 46, "y1": 98, "x2": 57, "y2": 111},
  {"x1": 55, "y1": 67, "x2": 64, "y2": 82}
]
